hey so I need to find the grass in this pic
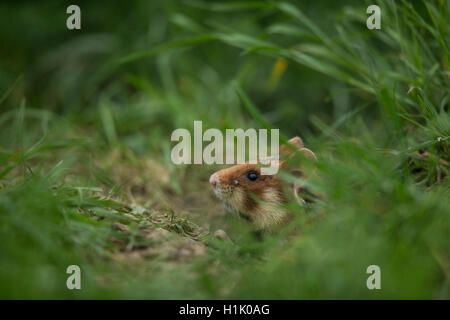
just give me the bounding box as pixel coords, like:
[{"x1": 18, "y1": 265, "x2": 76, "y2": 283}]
[{"x1": 0, "y1": 0, "x2": 449, "y2": 299}]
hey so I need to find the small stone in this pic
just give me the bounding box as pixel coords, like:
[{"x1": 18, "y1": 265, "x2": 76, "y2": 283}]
[{"x1": 214, "y1": 229, "x2": 230, "y2": 241}]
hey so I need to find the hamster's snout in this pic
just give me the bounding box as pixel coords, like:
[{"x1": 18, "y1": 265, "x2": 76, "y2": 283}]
[{"x1": 209, "y1": 173, "x2": 218, "y2": 188}]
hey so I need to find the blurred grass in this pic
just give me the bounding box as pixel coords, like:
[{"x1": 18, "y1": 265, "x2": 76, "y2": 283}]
[{"x1": 0, "y1": 0, "x2": 449, "y2": 299}]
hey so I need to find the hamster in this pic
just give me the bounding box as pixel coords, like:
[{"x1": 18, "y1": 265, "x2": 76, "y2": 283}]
[{"x1": 209, "y1": 136, "x2": 316, "y2": 230}]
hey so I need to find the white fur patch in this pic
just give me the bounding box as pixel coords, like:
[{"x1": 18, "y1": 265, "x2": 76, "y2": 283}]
[
  {"x1": 251, "y1": 187, "x2": 286, "y2": 229},
  {"x1": 214, "y1": 184, "x2": 286, "y2": 229},
  {"x1": 214, "y1": 184, "x2": 246, "y2": 214}
]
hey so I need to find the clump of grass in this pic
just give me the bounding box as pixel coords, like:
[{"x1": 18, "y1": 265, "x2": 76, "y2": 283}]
[{"x1": 0, "y1": 0, "x2": 449, "y2": 299}]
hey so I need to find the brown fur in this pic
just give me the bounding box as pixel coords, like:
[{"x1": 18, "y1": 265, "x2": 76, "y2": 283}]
[{"x1": 209, "y1": 136, "x2": 316, "y2": 229}]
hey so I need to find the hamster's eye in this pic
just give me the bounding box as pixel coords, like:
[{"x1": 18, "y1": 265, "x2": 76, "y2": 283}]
[{"x1": 246, "y1": 170, "x2": 259, "y2": 182}]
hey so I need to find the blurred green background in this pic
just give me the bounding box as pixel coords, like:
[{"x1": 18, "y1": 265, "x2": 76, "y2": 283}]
[{"x1": 0, "y1": 0, "x2": 449, "y2": 299}]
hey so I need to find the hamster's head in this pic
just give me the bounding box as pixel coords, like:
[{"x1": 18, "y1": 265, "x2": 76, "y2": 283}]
[{"x1": 209, "y1": 136, "x2": 316, "y2": 230}]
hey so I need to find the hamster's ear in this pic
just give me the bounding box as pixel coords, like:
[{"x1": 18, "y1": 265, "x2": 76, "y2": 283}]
[
  {"x1": 279, "y1": 137, "x2": 317, "y2": 169},
  {"x1": 300, "y1": 147, "x2": 317, "y2": 160},
  {"x1": 279, "y1": 136, "x2": 303, "y2": 156}
]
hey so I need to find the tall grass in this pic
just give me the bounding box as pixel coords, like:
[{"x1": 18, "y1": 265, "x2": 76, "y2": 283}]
[{"x1": 0, "y1": 0, "x2": 449, "y2": 299}]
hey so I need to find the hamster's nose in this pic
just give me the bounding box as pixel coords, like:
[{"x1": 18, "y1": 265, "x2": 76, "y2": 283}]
[{"x1": 209, "y1": 173, "x2": 218, "y2": 188}]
